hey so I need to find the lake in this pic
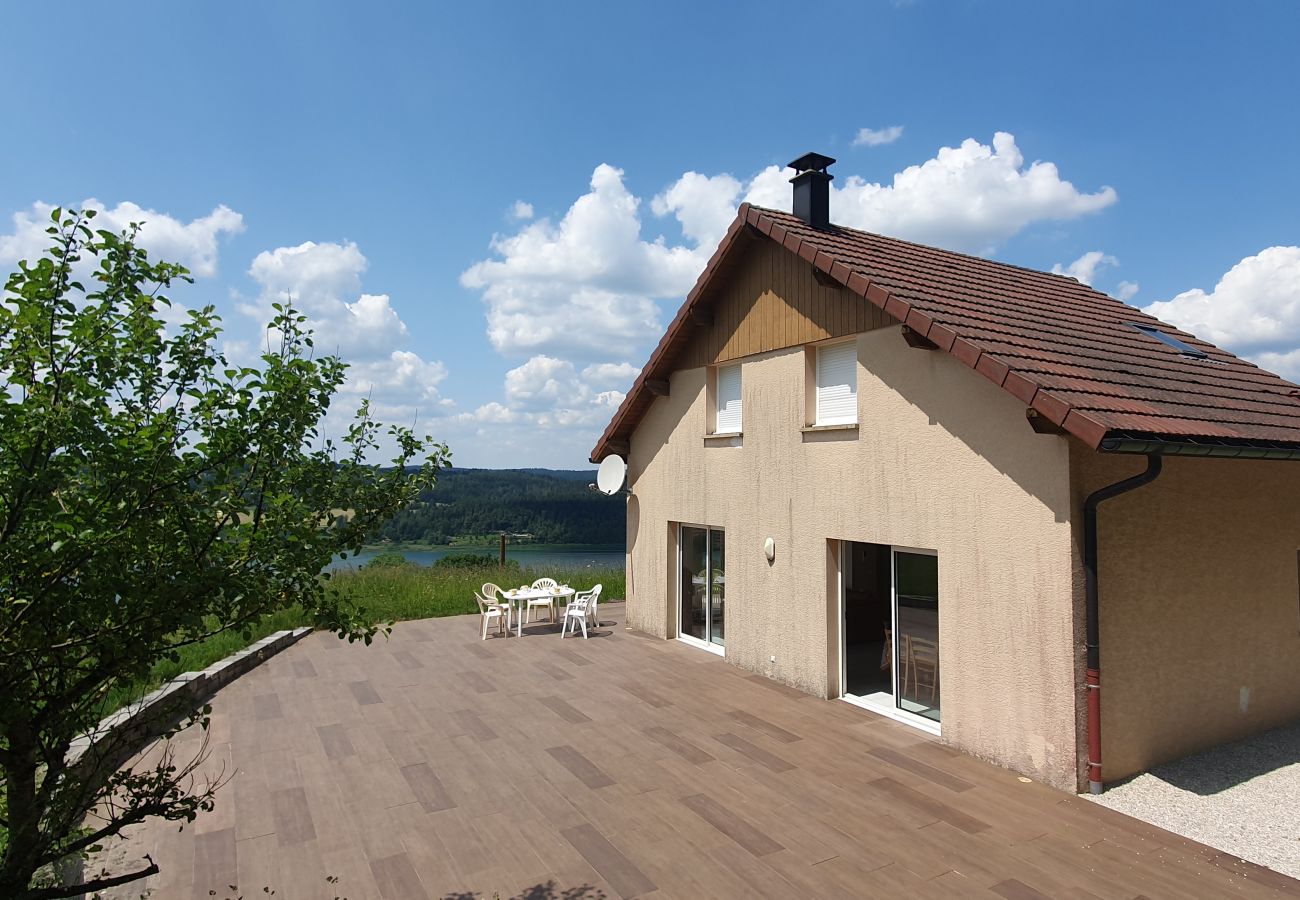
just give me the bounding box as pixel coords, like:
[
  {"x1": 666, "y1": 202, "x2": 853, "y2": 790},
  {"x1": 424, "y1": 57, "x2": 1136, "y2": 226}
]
[{"x1": 328, "y1": 544, "x2": 626, "y2": 572}]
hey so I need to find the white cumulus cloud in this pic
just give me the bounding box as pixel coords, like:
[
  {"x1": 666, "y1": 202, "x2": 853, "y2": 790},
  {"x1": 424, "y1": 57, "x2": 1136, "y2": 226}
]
[
  {"x1": 651, "y1": 171, "x2": 745, "y2": 247},
  {"x1": 509, "y1": 200, "x2": 534, "y2": 221},
  {"x1": 581, "y1": 361, "x2": 640, "y2": 390},
  {"x1": 645, "y1": 132, "x2": 1116, "y2": 256},
  {"x1": 464, "y1": 401, "x2": 519, "y2": 424},
  {"x1": 1116, "y1": 280, "x2": 1140, "y2": 301},
  {"x1": 0, "y1": 199, "x2": 244, "y2": 278},
  {"x1": 1144, "y1": 246, "x2": 1300, "y2": 380},
  {"x1": 243, "y1": 238, "x2": 449, "y2": 431},
  {"x1": 853, "y1": 125, "x2": 905, "y2": 147},
  {"x1": 743, "y1": 132, "x2": 1117, "y2": 254},
  {"x1": 1052, "y1": 251, "x2": 1119, "y2": 286},
  {"x1": 461, "y1": 164, "x2": 706, "y2": 360},
  {"x1": 457, "y1": 354, "x2": 628, "y2": 436},
  {"x1": 246, "y1": 241, "x2": 412, "y2": 360},
  {"x1": 505, "y1": 355, "x2": 585, "y2": 410}
]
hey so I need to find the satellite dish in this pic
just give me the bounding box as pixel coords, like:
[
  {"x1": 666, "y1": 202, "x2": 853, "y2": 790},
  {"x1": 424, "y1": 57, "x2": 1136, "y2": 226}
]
[{"x1": 596, "y1": 455, "x2": 627, "y2": 496}]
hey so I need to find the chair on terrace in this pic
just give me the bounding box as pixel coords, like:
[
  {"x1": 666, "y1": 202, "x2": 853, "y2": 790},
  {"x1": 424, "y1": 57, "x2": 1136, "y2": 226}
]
[
  {"x1": 474, "y1": 592, "x2": 510, "y2": 640},
  {"x1": 481, "y1": 582, "x2": 513, "y2": 627},
  {"x1": 569, "y1": 582, "x2": 603, "y2": 632},
  {"x1": 526, "y1": 577, "x2": 559, "y2": 624},
  {"x1": 561, "y1": 586, "x2": 600, "y2": 639}
]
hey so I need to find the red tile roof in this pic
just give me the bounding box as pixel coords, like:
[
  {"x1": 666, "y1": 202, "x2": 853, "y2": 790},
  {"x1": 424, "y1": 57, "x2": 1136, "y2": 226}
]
[{"x1": 591, "y1": 204, "x2": 1300, "y2": 462}]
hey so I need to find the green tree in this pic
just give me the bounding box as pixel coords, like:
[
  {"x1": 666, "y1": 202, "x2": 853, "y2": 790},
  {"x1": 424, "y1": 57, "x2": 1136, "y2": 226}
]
[{"x1": 0, "y1": 210, "x2": 450, "y2": 897}]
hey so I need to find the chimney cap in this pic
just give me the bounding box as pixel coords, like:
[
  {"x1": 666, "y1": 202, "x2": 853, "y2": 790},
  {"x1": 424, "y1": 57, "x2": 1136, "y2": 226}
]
[{"x1": 788, "y1": 152, "x2": 836, "y2": 174}]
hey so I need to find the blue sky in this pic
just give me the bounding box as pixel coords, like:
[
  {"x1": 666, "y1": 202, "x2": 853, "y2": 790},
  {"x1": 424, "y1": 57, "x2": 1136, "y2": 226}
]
[{"x1": 4, "y1": 1, "x2": 1299, "y2": 468}]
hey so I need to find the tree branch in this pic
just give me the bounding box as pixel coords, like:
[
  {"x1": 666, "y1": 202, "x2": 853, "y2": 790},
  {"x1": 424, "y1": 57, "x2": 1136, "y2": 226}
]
[{"x1": 23, "y1": 858, "x2": 159, "y2": 900}]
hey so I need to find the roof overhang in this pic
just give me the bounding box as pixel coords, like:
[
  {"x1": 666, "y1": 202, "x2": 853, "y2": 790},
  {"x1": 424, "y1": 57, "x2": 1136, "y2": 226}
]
[{"x1": 1098, "y1": 434, "x2": 1300, "y2": 460}]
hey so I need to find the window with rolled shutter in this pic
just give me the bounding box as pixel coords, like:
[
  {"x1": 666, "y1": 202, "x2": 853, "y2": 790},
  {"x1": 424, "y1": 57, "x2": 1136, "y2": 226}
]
[
  {"x1": 816, "y1": 341, "x2": 857, "y2": 425},
  {"x1": 715, "y1": 363, "x2": 742, "y2": 433}
]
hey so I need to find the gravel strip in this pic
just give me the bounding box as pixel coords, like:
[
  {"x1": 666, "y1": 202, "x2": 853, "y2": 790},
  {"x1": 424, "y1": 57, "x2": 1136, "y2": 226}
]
[{"x1": 1088, "y1": 720, "x2": 1300, "y2": 880}]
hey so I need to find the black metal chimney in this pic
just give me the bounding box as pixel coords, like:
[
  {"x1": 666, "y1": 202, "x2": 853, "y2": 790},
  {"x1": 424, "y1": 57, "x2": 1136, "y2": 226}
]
[{"x1": 788, "y1": 152, "x2": 835, "y2": 229}]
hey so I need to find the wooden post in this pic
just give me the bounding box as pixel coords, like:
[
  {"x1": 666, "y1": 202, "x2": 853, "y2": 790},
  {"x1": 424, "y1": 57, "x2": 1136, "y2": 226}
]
[{"x1": 499, "y1": 531, "x2": 506, "y2": 568}]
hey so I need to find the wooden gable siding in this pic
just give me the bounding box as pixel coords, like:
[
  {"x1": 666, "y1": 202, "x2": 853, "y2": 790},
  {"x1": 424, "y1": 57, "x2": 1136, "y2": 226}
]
[{"x1": 682, "y1": 237, "x2": 894, "y2": 369}]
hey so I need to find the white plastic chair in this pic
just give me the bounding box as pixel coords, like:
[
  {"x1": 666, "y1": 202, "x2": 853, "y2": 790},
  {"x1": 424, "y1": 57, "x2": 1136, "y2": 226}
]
[
  {"x1": 474, "y1": 592, "x2": 510, "y2": 640},
  {"x1": 561, "y1": 592, "x2": 592, "y2": 639},
  {"x1": 581, "y1": 584, "x2": 602, "y2": 629},
  {"x1": 526, "y1": 577, "x2": 558, "y2": 624}
]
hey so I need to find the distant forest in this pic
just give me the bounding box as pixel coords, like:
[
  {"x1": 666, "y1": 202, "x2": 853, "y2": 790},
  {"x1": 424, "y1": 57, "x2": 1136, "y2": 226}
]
[{"x1": 372, "y1": 467, "x2": 626, "y2": 546}]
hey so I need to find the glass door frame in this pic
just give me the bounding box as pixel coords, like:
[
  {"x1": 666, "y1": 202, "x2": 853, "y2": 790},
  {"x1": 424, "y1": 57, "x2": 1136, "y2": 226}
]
[
  {"x1": 837, "y1": 541, "x2": 940, "y2": 736},
  {"x1": 676, "y1": 523, "x2": 725, "y2": 657}
]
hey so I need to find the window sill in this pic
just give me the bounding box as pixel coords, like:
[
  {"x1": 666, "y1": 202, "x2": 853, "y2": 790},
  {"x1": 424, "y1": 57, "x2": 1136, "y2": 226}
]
[
  {"x1": 703, "y1": 431, "x2": 743, "y2": 447},
  {"x1": 802, "y1": 423, "x2": 858, "y2": 433}
]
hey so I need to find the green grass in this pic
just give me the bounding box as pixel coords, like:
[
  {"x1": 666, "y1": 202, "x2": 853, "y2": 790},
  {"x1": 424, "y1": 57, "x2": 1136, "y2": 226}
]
[
  {"x1": 106, "y1": 561, "x2": 625, "y2": 711},
  {"x1": 327, "y1": 560, "x2": 624, "y2": 621}
]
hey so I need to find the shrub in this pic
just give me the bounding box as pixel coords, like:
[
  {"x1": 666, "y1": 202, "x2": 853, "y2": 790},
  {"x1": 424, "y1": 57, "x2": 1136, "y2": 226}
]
[{"x1": 365, "y1": 550, "x2": 412, "y2": 568}]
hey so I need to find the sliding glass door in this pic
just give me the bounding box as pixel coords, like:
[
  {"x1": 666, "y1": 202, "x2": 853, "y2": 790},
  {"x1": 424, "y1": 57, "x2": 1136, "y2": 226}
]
[
  {"x1": 679, "y1": 525, "x2": 725, "y2": 651},
  {"x1": 841, "y1": 541, "x2": 939, "y2": 727}
]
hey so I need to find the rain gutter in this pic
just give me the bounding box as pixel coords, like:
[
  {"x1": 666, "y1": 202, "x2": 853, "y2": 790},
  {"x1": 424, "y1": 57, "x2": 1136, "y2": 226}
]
[{"x1": 1083, "y1": 453, "x2": 1163, "y2": 794}]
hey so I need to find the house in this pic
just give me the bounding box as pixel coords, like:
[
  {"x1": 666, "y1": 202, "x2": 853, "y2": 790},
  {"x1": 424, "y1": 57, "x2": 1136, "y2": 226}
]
[{"x1": 590, "y1": 153, "x2": 1300, "y2": 793}]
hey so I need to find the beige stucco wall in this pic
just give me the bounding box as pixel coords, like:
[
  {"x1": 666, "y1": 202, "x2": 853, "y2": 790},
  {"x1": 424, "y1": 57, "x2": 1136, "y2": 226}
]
[
  {"x1": 1074, "y1": 450, "x2": 1300, "y2": 782},
  {"x1": 626, "y1": 326, "x2": 1084, "y2": 789}
]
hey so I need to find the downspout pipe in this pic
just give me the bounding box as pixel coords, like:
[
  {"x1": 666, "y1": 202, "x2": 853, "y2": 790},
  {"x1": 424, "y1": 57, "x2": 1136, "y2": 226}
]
[{"x1": 1084, "y1": 453, "x2": 1163, "y2": 794}]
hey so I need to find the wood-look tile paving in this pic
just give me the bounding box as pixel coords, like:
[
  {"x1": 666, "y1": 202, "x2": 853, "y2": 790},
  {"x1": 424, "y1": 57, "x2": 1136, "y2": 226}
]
[
  {"x1": 371, "y1": 851, "x2": 430, "y2": 899},
  {"x1": 252, "y1": 692, "x2": 283, "y2": 720},
  {"x1": 535, "y1": 694, "x2": 592, "y2": 724},
  {"x1": 316, "y1": 722, "x2": 356, "y2": 760},
  {"x1": 191, "y1": 827, "x2": 236, "y2": 895},
  {"x1": 869, "y1": 744, "x2": 976, "y2": 792},
  {"x1": 451, "y1": 707, "x2": 498, "y2": 743},
  {"x1": 545, "y1": 744, "x2": 615, "y2": 790},
  {"x1": 270, "y1": 786, "x2": 317, "y2": 846},
  {"x1": 713, "y1": 730, "x2": 796, "y2": 772},
  {"x1": 727, "y1": 707, "x2": 802, "y2": 743},
  {"x1": 349, "y1": 679, "x2": 384, "y2": 705},
  {"x1": 681, "y1": 792, "x2": 785, "y2": 857},
  {"x1": 643, "y1": 725, "x2": 715, "y2": 764},
  {"x1": 401, "y1": 762, "x2": 456, "y2": 813},
  {"x1": 99, "y1": 602, "x2": 1300, "y2": 899},
  {"x1": 618, "y1": 680, "x2": 671, "y2": 708},
  {"x1": 561, "y1": 823, "x2": 657, "y2": 899}
]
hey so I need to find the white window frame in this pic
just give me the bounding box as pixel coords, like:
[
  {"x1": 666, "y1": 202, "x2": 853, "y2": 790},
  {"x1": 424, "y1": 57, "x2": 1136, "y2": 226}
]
[
  {"x1": 676, "y1": 523, "x2": 726, "y2": 657},
  {"x1": 815, "y1": 339, "x2": 858, "y2": 426},
  {"x1": 837, "y1": 541, "x2": 940, "y2": 736},
  {"x1": 714, "y1": 362, "x2": 742, "y2": 434}
]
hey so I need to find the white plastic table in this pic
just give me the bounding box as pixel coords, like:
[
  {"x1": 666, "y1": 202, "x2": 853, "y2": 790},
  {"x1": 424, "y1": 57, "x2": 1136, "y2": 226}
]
[{"x1": 500, "y1": 586, "x2": 575, "y2": 636}]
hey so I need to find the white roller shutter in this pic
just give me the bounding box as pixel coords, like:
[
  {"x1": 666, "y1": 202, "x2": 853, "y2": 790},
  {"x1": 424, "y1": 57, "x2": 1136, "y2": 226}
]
[
  {"x1": 816, "y1": 341, "x2": 857, "y2": 425},
  {"x1": 715, "y1": 364, "x2": 742, "y2": 433}
]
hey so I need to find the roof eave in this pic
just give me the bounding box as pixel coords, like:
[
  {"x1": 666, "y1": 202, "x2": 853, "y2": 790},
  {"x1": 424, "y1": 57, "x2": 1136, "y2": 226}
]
[{"x1": 1098, "y1": 434, "x2": 1300, "y2": 461}]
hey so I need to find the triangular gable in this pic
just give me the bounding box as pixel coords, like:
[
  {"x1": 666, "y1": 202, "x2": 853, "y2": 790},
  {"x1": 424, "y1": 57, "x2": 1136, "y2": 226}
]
[{"x1": 677, "y1": 237, "x2": 894, "y2": 371}]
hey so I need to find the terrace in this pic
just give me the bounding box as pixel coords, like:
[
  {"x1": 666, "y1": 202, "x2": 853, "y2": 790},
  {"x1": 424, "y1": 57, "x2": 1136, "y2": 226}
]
[{"x1": 100, "y1": 603, "x2": 1300, "y2": 899}]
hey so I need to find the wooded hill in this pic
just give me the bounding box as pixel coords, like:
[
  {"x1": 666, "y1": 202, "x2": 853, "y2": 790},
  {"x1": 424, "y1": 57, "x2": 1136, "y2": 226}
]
[{"x1": 373, "y1": 467, "x2": 625, "y2": 546}]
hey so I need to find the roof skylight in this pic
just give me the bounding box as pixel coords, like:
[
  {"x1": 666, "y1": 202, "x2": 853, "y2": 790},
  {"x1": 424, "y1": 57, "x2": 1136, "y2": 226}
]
[{"x1": 1129, "y1": 323, "x2": 1209, "y2": 359}]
